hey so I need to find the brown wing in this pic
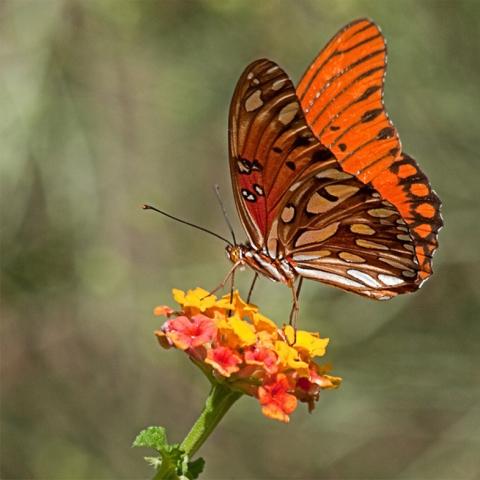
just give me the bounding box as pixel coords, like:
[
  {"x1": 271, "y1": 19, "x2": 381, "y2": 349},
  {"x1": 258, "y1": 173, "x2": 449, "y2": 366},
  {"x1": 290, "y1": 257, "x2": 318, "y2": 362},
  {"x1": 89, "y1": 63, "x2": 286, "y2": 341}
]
[
  {"x1": 276, "y1": 165, "x2": 422, "y2": 299},
  {"x1": 229, "y1": 59, "x2": 335, "y2": 251}
]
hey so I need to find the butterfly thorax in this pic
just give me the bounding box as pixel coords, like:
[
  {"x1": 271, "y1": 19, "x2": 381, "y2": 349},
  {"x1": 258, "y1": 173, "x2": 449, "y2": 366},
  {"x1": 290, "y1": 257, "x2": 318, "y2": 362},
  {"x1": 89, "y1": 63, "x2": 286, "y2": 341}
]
[{"x1": 226, "y1": 244, "x2": 297, "y2": 286}]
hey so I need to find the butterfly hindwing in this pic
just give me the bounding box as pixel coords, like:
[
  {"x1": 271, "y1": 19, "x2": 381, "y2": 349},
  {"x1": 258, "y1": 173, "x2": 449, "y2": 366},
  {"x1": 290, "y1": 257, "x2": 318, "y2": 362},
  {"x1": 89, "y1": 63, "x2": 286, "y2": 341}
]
[
  {"x1": 371, "y1": 152, "x2": 442, "y2": 283},
  {"x1": 276, "y1": 165, "x2": 420, "y2": 299}
]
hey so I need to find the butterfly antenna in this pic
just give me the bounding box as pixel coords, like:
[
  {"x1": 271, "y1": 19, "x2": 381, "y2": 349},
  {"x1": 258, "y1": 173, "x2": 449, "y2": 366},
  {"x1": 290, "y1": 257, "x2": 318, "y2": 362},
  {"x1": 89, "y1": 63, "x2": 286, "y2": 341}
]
[
  {"x1": 213, "y1": 184, "x2": 237, "y2": 245},
  {"x1": 142, "y1": 204, "x2": 233, "y2": 246}
]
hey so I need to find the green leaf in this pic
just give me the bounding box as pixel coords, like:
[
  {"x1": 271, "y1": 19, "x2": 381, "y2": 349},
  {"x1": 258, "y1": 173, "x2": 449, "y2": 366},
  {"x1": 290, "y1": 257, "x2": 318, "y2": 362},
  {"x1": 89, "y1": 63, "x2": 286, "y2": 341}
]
[
  {"x1": 133, "y1": 426, "x2": 168, "y2": 451},
  {"x1": 133, "y1": 426, "x2": 206, "y2": 478},
  {"x1": 186, "y1": 457, "x2": 205, "y2": 479},
  {"x1": 145, "y1": 456, "x2": 162, "y2": 468}
]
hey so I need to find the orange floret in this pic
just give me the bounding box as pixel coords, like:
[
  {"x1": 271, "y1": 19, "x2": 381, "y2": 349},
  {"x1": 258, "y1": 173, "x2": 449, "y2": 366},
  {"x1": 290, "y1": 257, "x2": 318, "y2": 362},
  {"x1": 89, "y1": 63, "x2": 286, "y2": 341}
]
[
  {"x1": 153, "y1": 287, "x2": 342, "y2": 422},
  {"x1": 205, "y1": 346, "x2": 242, "y2": 377},
  {"x1": 258, "y1": 374, "x2": 298, "y2": 423}
]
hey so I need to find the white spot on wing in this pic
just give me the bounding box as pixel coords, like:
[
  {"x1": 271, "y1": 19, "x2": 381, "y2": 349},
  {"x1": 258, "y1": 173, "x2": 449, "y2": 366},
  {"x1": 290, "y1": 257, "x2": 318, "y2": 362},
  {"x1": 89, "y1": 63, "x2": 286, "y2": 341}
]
[
  {"x1": 347, "y1": 269, "x2": 382, "y2": 288},
  {"x1": 278, "y1": 103, "x2": 298, "y2": 125},
  {"x1": 295, "y1": 222, "x2": 340, "y2": 247},
  {"x1": 267, "y1": 220, "x2": 279, "y2": 258},
  {"x1": 368, "y1": 208, "x2": 396, "y2": 218},
  {"x1": 378, "y1": 274, "x2": 404, "y2": 286},
  {"x1": 254, "y1": 184, "x2": 264, "y2": 196},
  {"x1": 281, "y1": 205, "x2": 295, "y2": 223},
  {"x1": 296, "y1": 267, "x2": 365, "y2": 289},
  {"x1": 293, "y1": 250, "x2": 331, "y2": 261},
  {"x1": 325, "y1": 184, "x2": 359, "y2": 198},
  {"x1": 339, "y1": 252, "x2": 366, "y2": 263},
  {"x1": 245, "y1": 90, "x2": 263, "y2": 112},
  {"x1": 306, "y1": 192, "x2": 335, "y2": 214},
  {"x1": 356, "y1": 239, "x2": 389, "y2": 250},
  {"x1": 272, "y1": 78, "x2": 287, "y2": 91},
  {"x1": 379, "y1": 256, "x2": 416, "y2": 270},
  {"x1": 315, "y1": 168, "x2": 352, "y2": 180},
  {"x1": 350, "y1": 224, "x2": 375, "y2": 235},
  {"x1": 241, "y1": 189, "x2": 256, "y2": 202},
  {"x1": 237, "y1": 159, "x2": 250, "y2": 173}
]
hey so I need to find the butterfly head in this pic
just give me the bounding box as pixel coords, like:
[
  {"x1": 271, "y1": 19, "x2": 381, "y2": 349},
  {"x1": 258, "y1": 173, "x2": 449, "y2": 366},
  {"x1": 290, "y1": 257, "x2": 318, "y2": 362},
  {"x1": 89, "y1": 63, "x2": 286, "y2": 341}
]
[{"x1": 226, "y1": 244, "x2": 245, "y2": 264}]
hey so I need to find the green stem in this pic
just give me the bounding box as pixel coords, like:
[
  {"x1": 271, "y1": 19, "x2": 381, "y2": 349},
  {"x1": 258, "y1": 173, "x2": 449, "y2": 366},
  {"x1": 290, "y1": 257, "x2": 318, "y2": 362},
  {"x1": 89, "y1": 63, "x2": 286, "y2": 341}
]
[
  {"x1": 153, "y1": 456, "x2": 178, "y2": 480},
  {"x1": 180, "y1": 382, "x2": 242, "y2": 457},
  {"x1": 151, "y1": 383, "x2": 242, "y2": 480}
]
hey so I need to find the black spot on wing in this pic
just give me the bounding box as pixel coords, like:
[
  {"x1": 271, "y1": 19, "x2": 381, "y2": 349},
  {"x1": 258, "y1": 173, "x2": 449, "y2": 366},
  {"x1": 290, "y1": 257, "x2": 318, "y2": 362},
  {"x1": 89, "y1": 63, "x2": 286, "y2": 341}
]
[
  {"x1": 251, "y1": 160, "x2": 263, "y2": 171},
  {"x1": 291, "y1": 136, "x2": 312, "y2": 149},
  {"x1": 361, "y1": 108, "x2": 383, "y2": 122},
  {"x1": 286, "y1": 161, "x2": 296, "y2": 171},
  {"x1": 389, "y1": 147, "x2": 400, "y2": 157},
  {"x1": 377, "y1": 127, "x2": 395, "y2": 140},
  {"x1": 311, "y1": 148, "x2": 334, "y2": 163},
  {"x1": 318, "y1": 187, "x2": 338, "y2": 202},
  {"x1": 241, "y1": 188, "x2": 257, "y2": 202},
  {"x1": 355, "y1": 85, "x2": 381, "y2": 103},
  {"x1": 357, "y1": 66, "x2": 383, "y2": 82}
]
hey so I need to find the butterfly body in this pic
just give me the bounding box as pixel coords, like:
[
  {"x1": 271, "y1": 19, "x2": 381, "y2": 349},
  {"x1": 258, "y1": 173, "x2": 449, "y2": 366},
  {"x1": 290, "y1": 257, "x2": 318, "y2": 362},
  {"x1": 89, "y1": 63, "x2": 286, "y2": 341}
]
[
  {"x1": 227, "y1": 244, "x2": 297, "y2": 285},
  {"x1": 227, "y1": 19, "x2": 442, "y2": 301}
]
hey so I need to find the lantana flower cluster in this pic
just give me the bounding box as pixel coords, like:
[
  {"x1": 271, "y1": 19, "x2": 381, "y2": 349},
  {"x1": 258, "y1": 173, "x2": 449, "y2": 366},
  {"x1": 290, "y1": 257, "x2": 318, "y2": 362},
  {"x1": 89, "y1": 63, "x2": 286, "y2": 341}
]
[{"x1": 154, "y1": 288, "x2": 341, "y2": 423}]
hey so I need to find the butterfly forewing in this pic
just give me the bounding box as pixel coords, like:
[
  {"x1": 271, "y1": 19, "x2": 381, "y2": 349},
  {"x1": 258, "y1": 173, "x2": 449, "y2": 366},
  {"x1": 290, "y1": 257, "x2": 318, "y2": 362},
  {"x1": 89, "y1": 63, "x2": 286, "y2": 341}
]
[
  {"x1": 229, "y1": 59, "x2": 335, "y2": 251},
  {"x1": 296, "y1": 18, "x2": 442, "y2": 284},
  {"x1": 297, "y1": 19, "x2": 400, "y2": 184}
]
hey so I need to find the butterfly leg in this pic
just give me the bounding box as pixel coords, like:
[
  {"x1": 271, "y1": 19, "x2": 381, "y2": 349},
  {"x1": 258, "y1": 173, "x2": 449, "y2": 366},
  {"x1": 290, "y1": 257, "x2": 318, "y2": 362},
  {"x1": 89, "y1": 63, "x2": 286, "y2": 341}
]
[
  {"x1": 286, "y1": 277, "x2": 303, "y2": 345},
  {"x1": 246, "y1": 273, "x2": 259, "y2": 303},
  {"x1": 288, "y1": 277, "x2": 304, "y2": 328},
  {"x1": 227, "y1": 267, "x2": 236, "y2": 316},
  {"x1": 203, "y1": 261, "x2": 241, "y2": 298}
]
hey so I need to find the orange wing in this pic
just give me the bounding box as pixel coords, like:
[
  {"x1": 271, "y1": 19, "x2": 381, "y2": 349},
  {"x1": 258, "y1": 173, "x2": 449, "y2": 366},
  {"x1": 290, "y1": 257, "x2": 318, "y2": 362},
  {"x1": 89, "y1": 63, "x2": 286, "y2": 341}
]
[
  {"x1": 372, "y1": 152, "x2": 442, "y2": 283},
  {"x1": 297, "y1": 18, "x2": 442, "y2": 284},
  {"x1": 297, "y1": 18, "x2": 398, "y2": 182}
]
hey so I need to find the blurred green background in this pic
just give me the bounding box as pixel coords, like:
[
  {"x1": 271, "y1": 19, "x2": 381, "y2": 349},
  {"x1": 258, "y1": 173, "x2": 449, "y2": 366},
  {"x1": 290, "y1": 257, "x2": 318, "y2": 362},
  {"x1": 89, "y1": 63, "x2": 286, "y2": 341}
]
[{"x1": 1, "y1": 0, "x2": 479, "y2": 478}]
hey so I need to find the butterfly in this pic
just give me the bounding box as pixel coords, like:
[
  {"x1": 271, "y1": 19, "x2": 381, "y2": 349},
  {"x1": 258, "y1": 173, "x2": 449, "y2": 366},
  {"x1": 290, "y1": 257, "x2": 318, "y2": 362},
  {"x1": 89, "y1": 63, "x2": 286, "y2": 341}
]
[{"x1": 225, "y1": 18, "x2": 442, "y2": 315}]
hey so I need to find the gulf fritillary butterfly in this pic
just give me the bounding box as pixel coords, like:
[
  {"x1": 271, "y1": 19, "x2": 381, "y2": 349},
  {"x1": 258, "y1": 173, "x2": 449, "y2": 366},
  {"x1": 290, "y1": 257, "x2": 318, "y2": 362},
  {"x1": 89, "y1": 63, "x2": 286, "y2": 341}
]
[{"x1": 225, "y1": 18, "x2": 442, "y2": 307}]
